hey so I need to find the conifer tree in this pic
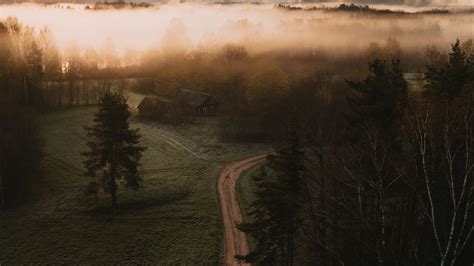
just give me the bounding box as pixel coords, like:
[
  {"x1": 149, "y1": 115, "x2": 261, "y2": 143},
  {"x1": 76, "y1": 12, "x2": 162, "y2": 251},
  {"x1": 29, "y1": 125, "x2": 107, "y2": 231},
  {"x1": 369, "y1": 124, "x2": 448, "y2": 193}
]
[
  {"x1": 82, "y1": 92, "x2": 145, "y2": 208},
  {"x1": 237, "y1": 131, "x2": 304, "y2": 265},
  {"x1": 346, "y1": 58, "x2": 407, "y2": 139},
  {"x1": 425, "y1": 39, "x2": 473, "y2": 97},
  {"x1": 341, "y1": 58, "x2": 408, "y2": 264}
]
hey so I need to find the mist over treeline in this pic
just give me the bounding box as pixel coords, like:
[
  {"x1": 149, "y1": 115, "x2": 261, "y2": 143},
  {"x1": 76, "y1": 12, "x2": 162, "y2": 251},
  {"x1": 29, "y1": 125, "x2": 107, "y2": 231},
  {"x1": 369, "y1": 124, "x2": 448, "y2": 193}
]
[
  {"x1": 0, "y1": 3, "x2": 472, "y2": 56},
  {"x1": 0, "y1": 8, "x2": 472, "y2": 109},
  {"x1": 0, "y1": 0, "x2": 472, "y2": 5},
  {"x1": 0, "y1": 12, "x2": 472, "y2": 131}
]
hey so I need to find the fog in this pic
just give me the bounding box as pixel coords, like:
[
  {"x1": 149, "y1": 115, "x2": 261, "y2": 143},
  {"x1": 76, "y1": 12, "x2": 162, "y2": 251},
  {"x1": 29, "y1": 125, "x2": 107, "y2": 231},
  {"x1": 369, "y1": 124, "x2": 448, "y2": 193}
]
[{"x1": 0, "y1": 3, "x2": 472, "y2": 55}]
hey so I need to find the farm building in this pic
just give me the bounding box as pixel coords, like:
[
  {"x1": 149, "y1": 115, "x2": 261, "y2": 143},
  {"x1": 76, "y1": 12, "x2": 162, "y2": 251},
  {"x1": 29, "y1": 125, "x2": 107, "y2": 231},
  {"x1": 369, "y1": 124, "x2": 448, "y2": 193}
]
[
  {"x1": 137, "y1": 89, "x2": 218, "y2": 119},
  {"x1": 137, "y1": 95, "x2": 176, "y2": 118},
  {"x1": 403, "y1": 73, "x2": 426, "y2": 92},
  {"x1": 176, "y1": 89, "x2": 218, "y2": 114}
]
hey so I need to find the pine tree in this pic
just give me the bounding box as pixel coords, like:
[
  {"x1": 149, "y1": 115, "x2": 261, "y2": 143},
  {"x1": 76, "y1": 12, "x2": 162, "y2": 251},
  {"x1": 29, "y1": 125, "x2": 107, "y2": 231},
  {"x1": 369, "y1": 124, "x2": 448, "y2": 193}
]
[
  {"x1": 346, "y1": 58, "x2": 407, "y2": 140},
  {"x1": 237, "y1": 131, "x2": 304, "y2": 265},
  {"x1": 342, "y1": 58, "x2": 408, "y2": 264},
  {"x1": 82, "y1": 92, "x2": 146, "y2": 208},
  {"x1": 425, "y1": 39, "x2": 473, "y2": 97}
]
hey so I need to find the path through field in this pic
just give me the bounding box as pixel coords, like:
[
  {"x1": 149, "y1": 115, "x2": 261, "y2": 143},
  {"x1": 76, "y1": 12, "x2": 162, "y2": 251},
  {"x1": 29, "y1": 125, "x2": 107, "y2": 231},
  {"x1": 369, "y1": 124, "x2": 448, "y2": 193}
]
[{"x1": 218, "y1": 154, "x2": 268, "y2": 266}]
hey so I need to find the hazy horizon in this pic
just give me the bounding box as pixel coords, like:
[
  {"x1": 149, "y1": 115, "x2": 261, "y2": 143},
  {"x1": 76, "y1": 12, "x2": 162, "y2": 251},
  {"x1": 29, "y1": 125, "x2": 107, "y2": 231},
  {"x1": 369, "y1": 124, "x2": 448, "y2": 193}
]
[
  {"x1": 1, "y1": 2, "x2": 472, "y2": 56},
  {"x1": 0, "y1": 0, "x2": 473, "y2": 5}
]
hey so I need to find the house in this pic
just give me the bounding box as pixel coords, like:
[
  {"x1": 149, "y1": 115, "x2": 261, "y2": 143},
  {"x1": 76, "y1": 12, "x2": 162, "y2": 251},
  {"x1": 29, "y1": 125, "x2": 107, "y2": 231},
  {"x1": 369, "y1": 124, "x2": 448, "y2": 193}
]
[
  {"x1": 137, "y1": 95, "x2": 176, "y2": 118},
  {"x1": 176, "y1": 89, "x2": 218, "y2": 115}
]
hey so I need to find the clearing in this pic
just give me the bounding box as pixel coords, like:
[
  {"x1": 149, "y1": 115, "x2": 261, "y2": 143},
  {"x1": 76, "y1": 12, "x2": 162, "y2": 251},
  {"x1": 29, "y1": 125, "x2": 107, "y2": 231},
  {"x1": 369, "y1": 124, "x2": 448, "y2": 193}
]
[{"x1": 0, "y1": 106, "x2": 268, "y2": 264}]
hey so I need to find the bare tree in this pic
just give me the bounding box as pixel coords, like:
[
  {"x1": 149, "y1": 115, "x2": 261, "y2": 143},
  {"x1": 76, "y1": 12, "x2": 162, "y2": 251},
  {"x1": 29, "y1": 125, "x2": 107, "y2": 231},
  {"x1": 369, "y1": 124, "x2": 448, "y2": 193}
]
[
  {"x1": 333, "y1": 124, "x2": 404, "y2": 266},
  {"x1": 301, "y1": 79, "x2": 345, "y2": 266},
  {"x1": 404, "y1": 98, "x2": 473, "y2": 265}
]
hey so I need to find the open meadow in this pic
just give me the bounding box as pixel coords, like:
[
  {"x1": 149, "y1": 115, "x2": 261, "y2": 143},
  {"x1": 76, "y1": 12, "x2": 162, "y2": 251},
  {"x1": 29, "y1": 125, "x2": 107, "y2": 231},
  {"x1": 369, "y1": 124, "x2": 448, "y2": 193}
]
[{"x1": 0, "y1": 105, "x2": 268, "y2": 264}]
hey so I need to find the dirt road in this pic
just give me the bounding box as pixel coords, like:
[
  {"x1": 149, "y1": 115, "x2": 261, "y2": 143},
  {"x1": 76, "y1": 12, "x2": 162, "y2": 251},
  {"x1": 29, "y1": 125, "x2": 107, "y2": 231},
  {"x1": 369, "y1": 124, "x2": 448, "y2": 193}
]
[{"x1": 218, "y1": 154, "x2": 268, "y2": 266}]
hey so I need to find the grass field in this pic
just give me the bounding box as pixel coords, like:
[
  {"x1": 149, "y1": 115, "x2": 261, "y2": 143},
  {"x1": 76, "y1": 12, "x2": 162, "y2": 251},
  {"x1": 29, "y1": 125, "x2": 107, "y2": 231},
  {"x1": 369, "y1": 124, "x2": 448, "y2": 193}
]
[{"x1": 0, "y1": 105, "x2": 268, "y2": 264}]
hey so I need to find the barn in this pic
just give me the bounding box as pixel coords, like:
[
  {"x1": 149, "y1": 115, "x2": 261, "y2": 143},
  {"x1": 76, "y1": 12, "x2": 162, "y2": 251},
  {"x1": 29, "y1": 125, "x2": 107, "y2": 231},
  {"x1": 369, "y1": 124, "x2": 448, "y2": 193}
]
[
  {"x1": 176, "y1": 89, "x2": 218, "y2": 115},
  {"x1": 137, "y1": 89, "x2": 218, "y2": 119},
  {"x1": 403, "y1": 73, "x2": 426, "y2": 92},
  {"x1": 137, "y1": 95, "x2": 176, "y2": 118}
]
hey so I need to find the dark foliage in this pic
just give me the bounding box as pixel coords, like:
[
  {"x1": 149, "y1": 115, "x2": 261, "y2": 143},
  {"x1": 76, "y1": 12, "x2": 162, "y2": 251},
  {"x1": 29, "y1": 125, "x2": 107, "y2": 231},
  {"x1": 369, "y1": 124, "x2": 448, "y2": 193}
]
[
  {"x1": 82, "y1": 92, "x2": 146, "y2": 208},
  {"x1": 345, "y1": 58, "x2": 407, "y2": 140},
  {"x1": 297, "y1": 41, "x2": 473, "y2": 266},
  {"x1": 425, "y1": 39, "x2": 474, "y2": 97},
  {"x1": 237, "y1": 131, "x2": 304, "y2": 265},
  {"x1": 0, "y1": 102, "x2": 41, "y2": 207}
]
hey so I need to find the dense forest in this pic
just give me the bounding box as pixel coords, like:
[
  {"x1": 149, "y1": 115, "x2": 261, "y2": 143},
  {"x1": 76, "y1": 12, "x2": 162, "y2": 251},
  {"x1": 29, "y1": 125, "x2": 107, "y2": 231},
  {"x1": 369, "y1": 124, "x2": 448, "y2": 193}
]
[
  {"x1": 0, "y1": 12, "x2": 472, "y2": 265},
  {"x1": 237, "y1": 39, "x2": 474, "y2": 265}
]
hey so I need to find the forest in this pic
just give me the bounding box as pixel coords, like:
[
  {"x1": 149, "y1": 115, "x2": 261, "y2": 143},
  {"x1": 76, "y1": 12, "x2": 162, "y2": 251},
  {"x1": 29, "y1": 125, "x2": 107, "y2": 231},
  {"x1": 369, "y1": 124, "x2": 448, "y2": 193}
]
[{"x1": 0, "y1": 3, "x2": 473, "y2": 265}]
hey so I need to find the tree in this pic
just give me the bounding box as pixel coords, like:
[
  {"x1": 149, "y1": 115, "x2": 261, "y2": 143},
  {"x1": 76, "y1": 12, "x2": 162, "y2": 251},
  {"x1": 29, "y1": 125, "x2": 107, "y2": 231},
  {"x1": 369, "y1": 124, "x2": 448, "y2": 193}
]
[
  {"x1": 83, "y1": 47, "x2": 101, "y2": 77},
  {"x1": 346, "y1": 58, "x2": 407, "y2": 141},
  {"x1": 403, "y1": 96, "x2": 473, "y2": 266},
  {"x1": 101, "y1": 38, "x2": 120, "y2": 70},
  {"x1": 245, "y1": 64, "x2": 290, "y2": 141},
  {"x1": 300, "y1": 80, "x2": 345, "y2": 265},
  {"x1": 366, "y1": 38, "x2": 402, "y2": 62},
  {"x1": 237, "y1": 131, "x2": 304, "y2": 265},
  {"x1": 337, "y1": 58, "x2": 410, "y2": 265},
  {"x1": 38, "y1": 26, "x2": 61, "y2": 80},
  {"x1": 64, "y1": 42, "x2": 82, "y2": 79},
  {"x1": 25, "y1": 39, "x2": 43, "y2": 106},
  {"x1": 0, "y1": 21, "x2": 13, "y2": 99},
  {"x1": 220, "y1": 43, "x2": 248, "y2": 62},
  {"x1": 82, "y1": 92, "x2": 146, "y2": 208},
  {"x1": 246, "y1": 65, "x2": 289, "y2": 109},
  {"x1": 401, "y1": 40, "x2": 474, "y2": 265},
  {"x1": 425, "y1": 39, "x2": 473, "y2": 97}
]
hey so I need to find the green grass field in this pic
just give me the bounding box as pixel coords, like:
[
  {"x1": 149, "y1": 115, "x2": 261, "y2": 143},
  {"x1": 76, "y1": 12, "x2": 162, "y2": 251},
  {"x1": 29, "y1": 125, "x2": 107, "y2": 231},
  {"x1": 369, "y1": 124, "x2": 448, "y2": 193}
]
[{"x1": 0, "y1": 106, "x2": 268, "y2": 264}]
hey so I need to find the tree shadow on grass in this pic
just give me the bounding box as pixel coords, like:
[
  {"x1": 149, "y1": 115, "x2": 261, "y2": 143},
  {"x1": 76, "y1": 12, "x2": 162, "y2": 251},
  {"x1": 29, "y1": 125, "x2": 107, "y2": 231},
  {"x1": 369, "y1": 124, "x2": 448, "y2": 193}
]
[{"x1": 81, "y1": 189, "x2": 192, "y2": 216}]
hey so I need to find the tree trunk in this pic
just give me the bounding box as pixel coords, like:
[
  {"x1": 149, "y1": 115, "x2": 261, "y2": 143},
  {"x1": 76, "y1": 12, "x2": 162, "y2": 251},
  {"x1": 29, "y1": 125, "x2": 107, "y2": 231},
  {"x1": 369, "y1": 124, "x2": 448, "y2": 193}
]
[
  {"x1": 111, "y1": 185, "x2": 117, "y2": 209},
  {"x1": 110, "y1": 158, "x2": 117, "y2": 209}
]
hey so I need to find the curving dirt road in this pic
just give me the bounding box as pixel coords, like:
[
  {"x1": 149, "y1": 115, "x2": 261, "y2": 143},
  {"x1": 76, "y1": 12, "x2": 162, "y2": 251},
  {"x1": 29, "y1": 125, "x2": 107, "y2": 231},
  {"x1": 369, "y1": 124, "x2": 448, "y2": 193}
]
[{"x1": 218, "y1": 154, "x2": 269, "y2": 266}]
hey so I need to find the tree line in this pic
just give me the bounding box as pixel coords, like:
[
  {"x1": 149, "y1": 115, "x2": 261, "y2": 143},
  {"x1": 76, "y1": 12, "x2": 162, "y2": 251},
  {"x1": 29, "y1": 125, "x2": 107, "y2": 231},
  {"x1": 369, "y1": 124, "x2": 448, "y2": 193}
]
[{"x1": 0, "y1": 17, "x2": 130, "y2": 110}]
